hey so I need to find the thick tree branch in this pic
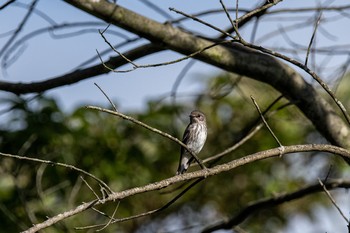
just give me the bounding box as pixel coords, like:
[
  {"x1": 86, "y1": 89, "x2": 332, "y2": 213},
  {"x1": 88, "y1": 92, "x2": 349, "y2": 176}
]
[
  {"x1": 0, "y1": 43, "x2": 164, "y2": 94},
  {"x1": 22, "y1": 144, "x2": 350, "y2": 232}
]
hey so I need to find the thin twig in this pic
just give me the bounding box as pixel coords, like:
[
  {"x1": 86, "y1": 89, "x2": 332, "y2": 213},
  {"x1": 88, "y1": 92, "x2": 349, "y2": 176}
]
[
  {"x1": 94, "y1": 83, "x2": 117, "y2": 111},
  {"x1": 0, "y1": 152, "x2": 113, "y2": 193},
  {"x1": 167, "y1": 3, "x2": 348, "y2": 25},
  {"x1": 219, "y1": 0, "x2": 236, "y2": 29},
  {"x1": 80, "y1": 176, "x2": 101, "y2": 200},
  {"x1": 318, "y1": 178, "x2": 350, "y2": 225},
  {"x1": 170, "y1": 7, "x2": 233, "y2": 39},
  {"x1": 250, "y1": 96, "x2": 284, "y2": 155},
  {"x1": 203, "y1": 98, "x2": 289, "y2": 164},
  {"x1": 0, "y1": 0, "x2": 38, "y2": 57},
  {"x1": 76, "y1": 178, "x2": 204, "y2": 230},
  {"x1": 96, "y1": 202, "x2": 120, "y2": 232},
  {"x1": 235, "y1": 0, "x2": 239, "y2": 29},
  {"x1": 98, "y1": 29, "x2": 232, "y2": 73},
  {"x1": 305, "y1": 13, "x2": 322, "y2": 66},
  {"x1": 91, "y1": 207, "x2": 110, "y2": 218},
  {"x1": 99, "y1": 29, "x2": 138, "y2": 67},
  {"x1": 0, "y1": 0, "x2": 16, "y2": 10},
  {"x1": 169, "y1": 0, "x2": 269, "y2": 115}
]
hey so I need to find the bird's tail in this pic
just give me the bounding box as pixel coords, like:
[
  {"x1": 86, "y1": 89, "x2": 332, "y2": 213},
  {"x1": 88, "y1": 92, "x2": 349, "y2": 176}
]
[{"x1": 176, "y1": 155, "x2": 193, "y2": 175}]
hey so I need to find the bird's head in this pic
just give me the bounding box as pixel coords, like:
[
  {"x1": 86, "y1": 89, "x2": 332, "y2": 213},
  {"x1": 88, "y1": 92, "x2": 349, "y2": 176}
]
[{"x1": 189, "y1": 110, "x2": 206, "y2": 124}]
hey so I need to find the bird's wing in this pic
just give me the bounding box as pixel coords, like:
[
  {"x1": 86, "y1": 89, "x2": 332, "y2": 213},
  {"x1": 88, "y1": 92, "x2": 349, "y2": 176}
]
[{"x1": 180, "y1": 123, "x2": 194, "y2": 155}]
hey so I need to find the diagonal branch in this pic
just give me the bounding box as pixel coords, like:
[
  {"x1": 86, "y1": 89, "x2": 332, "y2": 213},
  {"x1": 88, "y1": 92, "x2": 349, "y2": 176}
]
[
  {"x1": 0, "y1": 43, "x2": 164, "y2": 94},
  {"x1": 318, "y1": 178, "x2": 350, "y2": 225},
  {"x1": 0, "y1": 0, "x2": 38, "y2": 57}
]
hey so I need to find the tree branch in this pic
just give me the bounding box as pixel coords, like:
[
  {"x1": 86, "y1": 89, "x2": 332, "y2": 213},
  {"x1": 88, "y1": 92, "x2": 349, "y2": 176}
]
[
  {"x1": 0, "y1": 151, "x2": 112, "y2": 193},
  {"x1": 0, "y1": 0, "x2": 38, "y2": 57},
  {"x1": 0, "y1": 43, "x2": 164, "y2": 94},
  {"x1": 22, "y1": 144, "x2": 350, "y2": 232}
]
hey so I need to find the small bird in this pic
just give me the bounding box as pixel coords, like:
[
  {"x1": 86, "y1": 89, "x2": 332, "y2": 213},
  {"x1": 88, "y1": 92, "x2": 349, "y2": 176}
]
[{"x1": 176, "y1": 110, "x2": 207, "y2": 175}]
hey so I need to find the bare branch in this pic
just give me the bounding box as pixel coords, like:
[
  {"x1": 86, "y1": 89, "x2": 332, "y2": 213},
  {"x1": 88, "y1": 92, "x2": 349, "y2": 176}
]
[
  {"x1": 80, "y1": 176, "x2": 101, "y2": 200},
  {"x1": 219, "y1": 0, "x2": 236, "y2": 30},
  {"x1": 0, "y1": 151, "x2": 112, "y2": 193},
  {"x1": 250, "y1": 96, "x2": 283, "y2": 149},
  {"x1": 98, "y1": 27, "x2": 232, "y2": 73},
  {"x1": 76, "y1": 178, "x2": 204, "y2": 230},
  {"x1": 96, "y1": 201, "x2": 120, "y2": 232},
  {"x1": 203, "y1": 97, "x2": 289, "y2": 164},
  {"x1": 0, "y1": 0, "x2": 16, "y2": 10},
  {"x1": 305, "y1": 13, "x2": 322, "y2": 66},
  {"x1": 318, "y1": 178, "x2": 350, "y2": 225},
  {"x1": 94, "y1": 82, "x2": 117, "y2": 111},
  {"x1": 0, "y1": 0, "x2": 38, "y2": 57}
]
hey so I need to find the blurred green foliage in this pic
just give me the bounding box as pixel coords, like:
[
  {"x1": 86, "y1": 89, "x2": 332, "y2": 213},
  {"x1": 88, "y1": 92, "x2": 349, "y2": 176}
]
[{"x1": 0, "y1": 74, "x2": 347, "y2": 232}]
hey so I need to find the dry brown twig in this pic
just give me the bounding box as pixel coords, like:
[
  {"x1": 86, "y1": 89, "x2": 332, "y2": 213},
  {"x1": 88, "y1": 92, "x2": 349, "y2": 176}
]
[
  {"x1": 76, "y1": 178, "x2": 204, "y2": 231},
  {"x1": 305, "y1": 13, "x2": 322, "y2": 66},
  {"x1": 97, "y1": 27, "x2": 232, "y2": 73},
  {"x1": 80, "y1": 176, "x2": 101, "y2": 200},
  {"x1": 318, "y1": 178, "x2": 350, "y2": 225},
  {"x1": 203, "y1": 96, "x2": 289, "y2": 164},
  {"x1": 0, "y1": 151, "x2": 112, "y2": 193},
  {"x1": 250, "y1": 95, "x2": 285, "y2": 156},
  {"x1": 96, "y1": 202, "x2": 120, "y2": 232}
]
